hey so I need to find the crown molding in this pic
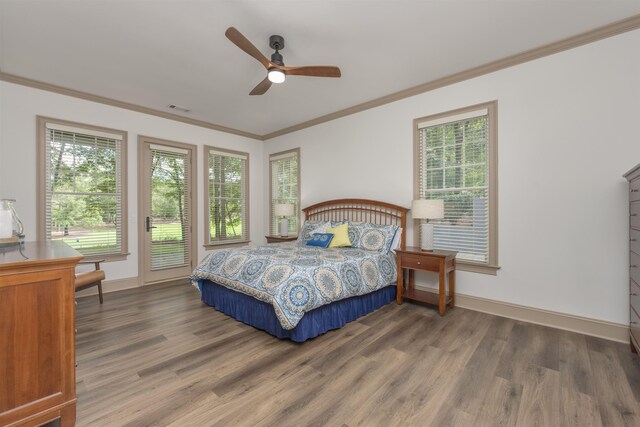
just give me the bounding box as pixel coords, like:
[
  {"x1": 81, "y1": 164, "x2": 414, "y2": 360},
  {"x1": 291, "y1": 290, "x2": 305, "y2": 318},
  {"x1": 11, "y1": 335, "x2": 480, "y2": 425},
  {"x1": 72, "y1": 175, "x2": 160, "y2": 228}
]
[
  {"x1": 0, "y1": 71, "x2": 264, "y2": 141},
  {"x1": 2, "y1": 13, "x2": 639, "y2": 142},
  {"x1": 262, "y1": 13, "x2": 640, "y2": 140}
]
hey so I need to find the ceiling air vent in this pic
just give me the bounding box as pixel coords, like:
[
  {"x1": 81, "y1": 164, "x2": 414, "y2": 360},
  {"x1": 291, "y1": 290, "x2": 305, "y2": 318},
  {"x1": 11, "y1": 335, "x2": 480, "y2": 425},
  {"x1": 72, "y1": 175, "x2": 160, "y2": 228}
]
[{"x1": 168, "y1": 104, "x2": 190, "y2": 113}]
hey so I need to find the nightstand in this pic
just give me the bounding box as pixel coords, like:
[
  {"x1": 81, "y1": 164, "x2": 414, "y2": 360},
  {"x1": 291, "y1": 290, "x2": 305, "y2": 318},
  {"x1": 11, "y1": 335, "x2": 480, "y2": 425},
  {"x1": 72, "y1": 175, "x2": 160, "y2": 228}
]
[
  {"x1": 265, "y1": 235, "x2": 298, "y2": 243},
  {"x1": 396, "y1": 247, "x2": 457, "y2": 316}
]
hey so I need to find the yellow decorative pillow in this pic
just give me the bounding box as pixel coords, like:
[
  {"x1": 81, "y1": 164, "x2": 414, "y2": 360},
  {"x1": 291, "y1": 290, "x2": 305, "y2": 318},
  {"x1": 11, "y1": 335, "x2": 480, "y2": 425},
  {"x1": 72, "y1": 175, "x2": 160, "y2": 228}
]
[{"x1": 327, "y1": 223, "x2": 351, "y2": 248}]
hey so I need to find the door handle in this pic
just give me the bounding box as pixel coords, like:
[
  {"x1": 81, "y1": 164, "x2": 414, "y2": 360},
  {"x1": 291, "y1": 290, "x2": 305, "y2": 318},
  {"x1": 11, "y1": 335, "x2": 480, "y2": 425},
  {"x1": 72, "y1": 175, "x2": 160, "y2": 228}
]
[{"x1": 146, "y1": 217, "x2": 157, "y2": 232}]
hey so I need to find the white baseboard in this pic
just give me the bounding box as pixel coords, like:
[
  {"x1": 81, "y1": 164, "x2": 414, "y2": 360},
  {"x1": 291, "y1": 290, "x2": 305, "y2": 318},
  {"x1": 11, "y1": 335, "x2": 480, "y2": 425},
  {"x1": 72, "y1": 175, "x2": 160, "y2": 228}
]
[
  {"x1": 415, "y1": 285, "x2": 629, "y2": 343},
  {"x1": 77, "y1": 277, "x2": 629, "y2": 343},
  {"x1": 75, "y1": 276, "x2": 141, "y2": 298}
]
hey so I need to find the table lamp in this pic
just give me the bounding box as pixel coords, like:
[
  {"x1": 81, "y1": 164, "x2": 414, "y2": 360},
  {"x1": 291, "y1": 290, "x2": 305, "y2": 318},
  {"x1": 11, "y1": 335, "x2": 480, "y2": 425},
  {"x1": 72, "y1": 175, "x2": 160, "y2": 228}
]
[
  {"x1": 411, "y1": 199, "x2": 444, "y2": 251},
  {"x1": 274, "y1": 203, "x2": 295, "y2": 237}
]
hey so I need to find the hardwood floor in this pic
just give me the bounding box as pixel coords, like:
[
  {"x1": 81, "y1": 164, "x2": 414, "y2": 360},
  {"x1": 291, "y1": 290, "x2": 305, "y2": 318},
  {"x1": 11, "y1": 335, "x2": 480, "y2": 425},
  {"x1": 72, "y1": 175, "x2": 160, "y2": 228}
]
[{"x1": 75, "y1": 280, "x2": 640, "y2": 426}]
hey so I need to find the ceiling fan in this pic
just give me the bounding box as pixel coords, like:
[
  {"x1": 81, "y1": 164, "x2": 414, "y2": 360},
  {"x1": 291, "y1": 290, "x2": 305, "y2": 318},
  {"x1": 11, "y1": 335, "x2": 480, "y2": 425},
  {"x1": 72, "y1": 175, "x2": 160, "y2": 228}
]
[{"x1": 225, "y1": 27, "x2": 341, "y2": 95}]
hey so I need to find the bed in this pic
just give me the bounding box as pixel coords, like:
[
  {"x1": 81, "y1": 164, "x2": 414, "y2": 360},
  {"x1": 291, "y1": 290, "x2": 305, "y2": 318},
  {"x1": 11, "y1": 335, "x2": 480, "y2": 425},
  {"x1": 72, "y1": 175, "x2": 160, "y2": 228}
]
[{"x1": 190, "y1": 199, "x2": 408, "y2": 342}]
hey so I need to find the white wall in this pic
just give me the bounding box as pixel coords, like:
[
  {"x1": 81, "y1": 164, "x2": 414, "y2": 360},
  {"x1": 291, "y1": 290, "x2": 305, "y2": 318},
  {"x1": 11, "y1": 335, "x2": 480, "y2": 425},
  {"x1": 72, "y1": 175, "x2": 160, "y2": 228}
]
[
  {"x1": 0, "y1": 82, "x2": 265, "y2": 282},
  {"x1": 1, "y1": 29, "x2": 638, "y2": 325},
  {"x1": 264, "y1": 29, "x2": 640, "y2": 325}
]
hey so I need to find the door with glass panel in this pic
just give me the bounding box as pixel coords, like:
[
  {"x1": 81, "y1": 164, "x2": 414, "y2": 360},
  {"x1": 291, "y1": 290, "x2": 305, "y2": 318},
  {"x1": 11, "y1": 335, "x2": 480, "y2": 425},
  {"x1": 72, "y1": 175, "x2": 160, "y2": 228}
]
[{"x1": 139, "y1": 138, "x2": 196, "y2": 283}]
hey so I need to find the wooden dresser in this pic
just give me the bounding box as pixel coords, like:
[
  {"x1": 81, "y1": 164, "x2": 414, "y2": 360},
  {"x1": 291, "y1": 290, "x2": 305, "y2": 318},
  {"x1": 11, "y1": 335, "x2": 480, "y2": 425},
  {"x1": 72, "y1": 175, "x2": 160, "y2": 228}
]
[
  {"x1": 0, "y1": 241, "x2": 82, "y2": 427},
  {"x1": 625, "y1": 164, "x2": 640, "y2": 353}
]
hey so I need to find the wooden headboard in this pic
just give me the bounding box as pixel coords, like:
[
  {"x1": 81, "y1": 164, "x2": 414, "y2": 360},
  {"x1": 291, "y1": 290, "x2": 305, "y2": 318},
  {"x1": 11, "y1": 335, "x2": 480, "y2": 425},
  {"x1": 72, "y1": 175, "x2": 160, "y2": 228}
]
[{"x1": 302, "y1": 199, "x2": 409, "y2": 248}]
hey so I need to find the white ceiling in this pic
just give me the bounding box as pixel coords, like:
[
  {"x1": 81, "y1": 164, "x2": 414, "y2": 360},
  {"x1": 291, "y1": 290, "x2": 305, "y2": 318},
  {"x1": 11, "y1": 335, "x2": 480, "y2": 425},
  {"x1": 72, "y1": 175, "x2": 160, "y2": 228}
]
[{"x1": 1, "y1": 0, "x2": 640, "y2": 136}]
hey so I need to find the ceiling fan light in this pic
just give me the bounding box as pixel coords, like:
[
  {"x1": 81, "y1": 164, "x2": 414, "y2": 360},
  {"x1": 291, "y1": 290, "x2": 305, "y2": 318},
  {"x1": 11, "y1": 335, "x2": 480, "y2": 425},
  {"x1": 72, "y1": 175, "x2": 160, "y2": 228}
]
[{"x1": 268, "y1": 69, "x2": 286, "y2": 84}]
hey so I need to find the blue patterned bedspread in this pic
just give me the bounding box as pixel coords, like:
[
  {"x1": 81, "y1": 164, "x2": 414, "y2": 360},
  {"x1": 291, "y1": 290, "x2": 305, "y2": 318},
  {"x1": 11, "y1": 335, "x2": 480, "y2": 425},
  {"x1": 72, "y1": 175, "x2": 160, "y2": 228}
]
[{"x1": 190, "y1": 243, "x2": 397, "y2": 330}]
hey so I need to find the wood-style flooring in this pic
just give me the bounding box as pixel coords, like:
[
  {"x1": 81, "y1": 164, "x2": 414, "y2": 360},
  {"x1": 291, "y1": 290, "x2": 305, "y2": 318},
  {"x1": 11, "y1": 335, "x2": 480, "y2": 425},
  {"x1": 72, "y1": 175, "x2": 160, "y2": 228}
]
[{"x1": 75, "y1": 280, "x2": 640, "y2": 426}]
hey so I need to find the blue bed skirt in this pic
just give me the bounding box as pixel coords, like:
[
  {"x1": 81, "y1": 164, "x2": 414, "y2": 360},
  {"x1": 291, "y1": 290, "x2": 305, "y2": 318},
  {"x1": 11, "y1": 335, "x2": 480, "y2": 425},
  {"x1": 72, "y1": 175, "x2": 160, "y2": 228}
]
[{"x1": 197, "y1": 280, "x2": 396, "y2": 342}]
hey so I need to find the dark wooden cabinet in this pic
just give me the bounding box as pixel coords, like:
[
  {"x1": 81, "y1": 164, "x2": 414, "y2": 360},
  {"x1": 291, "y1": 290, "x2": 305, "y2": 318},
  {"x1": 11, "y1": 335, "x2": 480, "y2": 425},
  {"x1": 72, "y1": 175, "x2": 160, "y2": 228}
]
[
  {"x1": 0, "y1": 241, "x2": 82, "y2": 426},
  {"x1": 625, "y1": 164, "x2": 640, "y2": 353}
]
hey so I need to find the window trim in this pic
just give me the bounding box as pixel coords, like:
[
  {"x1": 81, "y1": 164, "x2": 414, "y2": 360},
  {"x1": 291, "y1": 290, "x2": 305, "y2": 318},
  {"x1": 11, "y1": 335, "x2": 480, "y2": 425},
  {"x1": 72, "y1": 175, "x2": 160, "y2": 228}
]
[
  {"x1": 203, "y1": 145, "x2": 250, "y2": 249},
  {"x1": 413, "y1": 101, "x2": 499, "y2": 275},
  {"x1": 269, "y1": 148, "x2": 301, "y2": 237},
  {"x1": 36, "y1": 116, "x2": 129, "y2": 262},
  {"x1": 137, "y1": 135, "x2": 198, "y2": 283}
]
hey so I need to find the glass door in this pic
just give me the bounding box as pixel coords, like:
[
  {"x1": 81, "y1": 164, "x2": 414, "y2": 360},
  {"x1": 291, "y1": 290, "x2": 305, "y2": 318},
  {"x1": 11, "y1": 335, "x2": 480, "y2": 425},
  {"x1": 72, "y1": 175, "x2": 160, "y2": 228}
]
[{"x1": 139, "y1": 138, "x2": 196, "y2": 283}]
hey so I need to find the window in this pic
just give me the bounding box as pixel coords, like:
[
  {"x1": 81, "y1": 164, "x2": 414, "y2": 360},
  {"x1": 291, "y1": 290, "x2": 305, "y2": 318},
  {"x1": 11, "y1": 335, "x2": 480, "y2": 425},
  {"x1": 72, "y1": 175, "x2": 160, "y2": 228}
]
[
  {"x1": 414, "y1": 101, "x2": 498, "y2": 274},
  {"x1": 204, "y1": 146, "x2": 249, "y2": 247},
  {"x1": 270, "y1": 149, "x2": 300, "y2": 235},
  {"x1": 37, "y1": 116, "x2": 128, "y2": 260}
]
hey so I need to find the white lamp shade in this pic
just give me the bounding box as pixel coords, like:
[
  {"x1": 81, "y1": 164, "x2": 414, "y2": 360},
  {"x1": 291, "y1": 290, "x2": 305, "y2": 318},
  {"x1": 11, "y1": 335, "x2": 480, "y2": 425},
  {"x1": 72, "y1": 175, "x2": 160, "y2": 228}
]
[
  {"x1": 274, "y1": 203, "x2": 294, "y2": 217},
  {"x1": 411, "y1": 199, "x2": 444, "y2": 220}
]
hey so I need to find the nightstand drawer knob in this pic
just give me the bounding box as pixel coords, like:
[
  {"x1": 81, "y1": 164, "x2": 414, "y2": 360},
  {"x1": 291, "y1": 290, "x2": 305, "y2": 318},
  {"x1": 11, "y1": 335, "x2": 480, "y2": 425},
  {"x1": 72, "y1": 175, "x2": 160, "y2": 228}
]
[{"x1": 417, "y1": 261, "x2": 421, "y2": 265}]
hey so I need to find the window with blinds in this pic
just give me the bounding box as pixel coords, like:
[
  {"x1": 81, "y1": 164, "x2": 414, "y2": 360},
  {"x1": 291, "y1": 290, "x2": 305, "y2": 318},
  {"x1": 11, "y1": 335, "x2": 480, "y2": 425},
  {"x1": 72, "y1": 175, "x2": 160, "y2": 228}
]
[
  {"x1": 416, "y1": 102, "x2": 498, "y2": 270},
  {"x1": 270, "y1": 149, "x2": 300, "y2": 235},
  {"x1": 40, "y1": 119, "x2": 127, "y2": 258},
  {"x1": 206, "y1": 147, "x2": 249, "y2": 245}
]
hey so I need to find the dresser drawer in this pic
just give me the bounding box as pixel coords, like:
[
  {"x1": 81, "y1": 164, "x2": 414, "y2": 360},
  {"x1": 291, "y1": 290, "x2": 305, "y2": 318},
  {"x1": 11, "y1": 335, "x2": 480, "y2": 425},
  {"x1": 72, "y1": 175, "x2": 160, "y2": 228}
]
[
  {"x1": 631, "y1": 228, "x2": 640, "y2": 255},
  {"x1": 631, "y1": 305, "x2": 640, "y2": 349},
  {"x1": 631, "y1": 251, "x2": 640, "y2": 285},
  {"x1": 632, "y1": 202, "x2": 640, "y2": 230},
  {"x1": 631, "y1": 178, "x2": 640, "y2": 202},
  {"x1": 400, "y1": 254, "x2": 440, "y2": 271},
  {"x1": 631, "y1": 279, "x2": 640, "y2": 312}
]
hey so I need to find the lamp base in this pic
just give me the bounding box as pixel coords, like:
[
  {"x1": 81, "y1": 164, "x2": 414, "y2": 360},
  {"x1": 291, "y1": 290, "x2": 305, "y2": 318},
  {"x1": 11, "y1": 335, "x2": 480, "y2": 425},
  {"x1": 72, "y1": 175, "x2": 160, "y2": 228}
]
[
  {"x1": 279, "y1": 218, "x2": 289, "y2": 237},
  {"x1": 420, "y1": 223, "x2": 434, "y2": 251}
]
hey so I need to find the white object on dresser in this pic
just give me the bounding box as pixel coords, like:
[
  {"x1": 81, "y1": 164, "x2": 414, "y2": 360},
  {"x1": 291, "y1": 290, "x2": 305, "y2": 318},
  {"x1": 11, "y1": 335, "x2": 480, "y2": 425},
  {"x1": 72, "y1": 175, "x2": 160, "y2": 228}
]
[{"x1": 0, "y1": 210, "x2": 11, "y2": 238}]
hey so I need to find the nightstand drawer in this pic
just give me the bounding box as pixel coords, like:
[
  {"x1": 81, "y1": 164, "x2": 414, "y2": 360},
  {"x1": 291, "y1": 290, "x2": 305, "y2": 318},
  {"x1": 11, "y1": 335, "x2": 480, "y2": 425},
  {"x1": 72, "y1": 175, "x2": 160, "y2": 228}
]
[{"x1": 400, "y1": 254, "x2": 440, "y2": 271}]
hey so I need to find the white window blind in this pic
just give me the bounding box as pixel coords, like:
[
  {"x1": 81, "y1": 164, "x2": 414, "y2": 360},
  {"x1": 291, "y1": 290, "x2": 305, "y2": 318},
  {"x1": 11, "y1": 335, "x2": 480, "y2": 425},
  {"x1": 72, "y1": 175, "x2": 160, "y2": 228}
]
[
  {"x1": 417, "y1": 109, "x2": 490, "y2": 263},
  {"x1": 270, "y1": 150, "x2": 299, "y2": 235},
  {"x1": 44, "y1": 125, "x2": 124, "y2": 257},
  {"x1": 208, "y1": 149, "x2": 248, "y2": 244}
]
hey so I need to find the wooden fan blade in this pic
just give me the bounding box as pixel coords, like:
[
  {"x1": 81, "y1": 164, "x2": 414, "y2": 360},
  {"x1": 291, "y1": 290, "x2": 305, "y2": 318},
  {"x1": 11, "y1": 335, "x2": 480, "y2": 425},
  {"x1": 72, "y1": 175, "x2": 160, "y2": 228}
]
[
  {"x1": 249, "y1": 77, "x2": 272, "y2": 95},
  {"x1": 281, "y1": 65, "x2": 341, "y2": 78},
  {"x1": 225, "y1": 27, "x2": 271, "y2": 69}
]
